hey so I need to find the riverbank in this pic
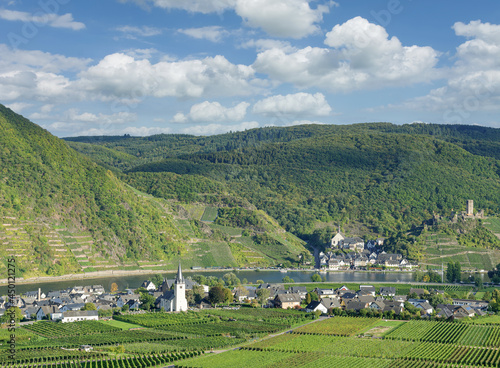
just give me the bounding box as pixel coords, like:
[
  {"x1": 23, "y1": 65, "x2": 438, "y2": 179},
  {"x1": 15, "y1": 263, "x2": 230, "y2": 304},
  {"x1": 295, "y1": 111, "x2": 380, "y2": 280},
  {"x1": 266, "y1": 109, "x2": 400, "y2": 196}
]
[{"x1": 0, "y1": 267, "x2": 418, "y2": 286}]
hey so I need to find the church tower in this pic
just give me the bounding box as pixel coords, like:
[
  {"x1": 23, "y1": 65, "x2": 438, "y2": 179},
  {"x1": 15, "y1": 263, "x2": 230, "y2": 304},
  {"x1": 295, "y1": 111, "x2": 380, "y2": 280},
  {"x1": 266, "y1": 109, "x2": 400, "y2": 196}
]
[{"x1": 174, "y1": 262, "x2": 188, "y2": 312}]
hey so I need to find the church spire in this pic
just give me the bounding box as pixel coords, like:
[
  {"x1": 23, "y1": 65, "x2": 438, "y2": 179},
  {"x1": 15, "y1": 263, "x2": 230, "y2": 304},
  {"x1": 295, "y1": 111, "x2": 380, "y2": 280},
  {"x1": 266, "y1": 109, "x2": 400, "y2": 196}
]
[{"x1": 175, "y1": 261, "x2": 184, "y2": 283}]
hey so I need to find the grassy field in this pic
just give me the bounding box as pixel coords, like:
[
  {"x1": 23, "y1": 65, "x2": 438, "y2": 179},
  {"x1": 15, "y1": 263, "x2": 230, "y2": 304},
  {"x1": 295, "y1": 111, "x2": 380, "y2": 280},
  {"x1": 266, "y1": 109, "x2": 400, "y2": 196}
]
[
  {"x1": 484, "y1": 217, "x2": 500, "y2": 235},
  {"x1": 99, "y1": 319, "x2": 144, "y2": 330}
]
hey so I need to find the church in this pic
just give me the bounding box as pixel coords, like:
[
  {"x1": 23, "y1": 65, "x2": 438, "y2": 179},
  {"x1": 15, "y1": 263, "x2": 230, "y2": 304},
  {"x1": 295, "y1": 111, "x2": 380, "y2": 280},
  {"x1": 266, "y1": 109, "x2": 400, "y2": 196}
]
[{"x1": 157, "y1": 262, "x2": 188, "y2": 312}]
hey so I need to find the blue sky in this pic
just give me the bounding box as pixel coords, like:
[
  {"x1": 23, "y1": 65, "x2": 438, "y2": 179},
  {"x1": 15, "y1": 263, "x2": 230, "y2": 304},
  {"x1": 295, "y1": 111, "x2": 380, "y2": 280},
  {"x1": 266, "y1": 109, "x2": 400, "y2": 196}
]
[{"x1": 1, "y1": 0, "x2": 499, "y2": 137}]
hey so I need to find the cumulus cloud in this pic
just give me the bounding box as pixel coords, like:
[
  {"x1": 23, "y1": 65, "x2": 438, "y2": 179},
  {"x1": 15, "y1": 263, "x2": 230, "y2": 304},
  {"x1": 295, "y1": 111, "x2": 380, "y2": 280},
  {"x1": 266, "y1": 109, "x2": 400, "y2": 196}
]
[
  {"x1": 235, "y1": 0, "x2": 329, "y2": 38},
  {"x1": 77, "y1": 53, "x2": 260, "y2": 100},
  {"x1": 178, "y1": 26, "x2": 229, "y2": 43},
  {"x1": 172, "y1": 101, "x2": 250, "y2": 123},
  {"x1": 120, "y1": 0, "x2": 329, "y2": 38},
  {"x1": 396, "y1": 20, "x2": 500, "y2": 122},
  {"x1": 253, "y1": 17, "x2": 440, "y2": 92},
  {"x1": 253, "y1": 93, "x2": 332, "y2": 117},
  {"x1": 240, "y1": 39, "x2": 295, "y2": 52},
  {"x1": 0, "y1": 9, "x2": 85, "y2": 30}
]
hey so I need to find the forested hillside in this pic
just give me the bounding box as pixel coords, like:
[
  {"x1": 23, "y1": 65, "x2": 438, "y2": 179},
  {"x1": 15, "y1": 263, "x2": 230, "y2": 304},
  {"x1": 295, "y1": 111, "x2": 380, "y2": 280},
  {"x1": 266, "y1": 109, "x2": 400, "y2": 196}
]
[
  {"x1": 67, "y1": 126, "x2": 500, "y2": 241},
  {"x1": 0, "y1": 105, "x2": 307, "y2": 277}
]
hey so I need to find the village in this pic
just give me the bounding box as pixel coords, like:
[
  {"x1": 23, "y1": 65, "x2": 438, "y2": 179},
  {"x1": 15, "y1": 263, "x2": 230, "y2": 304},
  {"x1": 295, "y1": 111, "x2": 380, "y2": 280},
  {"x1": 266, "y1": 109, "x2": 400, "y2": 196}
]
[
  {"x1": 1, "y1": 261, "x2": 490, "y2": 326},
  {"x1": 318, "y1": 231, "x2": 418, "y2": 270}
]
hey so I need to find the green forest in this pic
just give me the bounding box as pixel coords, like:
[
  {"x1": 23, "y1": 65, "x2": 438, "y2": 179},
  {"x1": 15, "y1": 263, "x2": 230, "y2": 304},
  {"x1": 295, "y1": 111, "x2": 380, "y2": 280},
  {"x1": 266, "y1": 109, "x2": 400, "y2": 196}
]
[{"x1": 2, "y1": 102, "x2": 500, "y2": 277}]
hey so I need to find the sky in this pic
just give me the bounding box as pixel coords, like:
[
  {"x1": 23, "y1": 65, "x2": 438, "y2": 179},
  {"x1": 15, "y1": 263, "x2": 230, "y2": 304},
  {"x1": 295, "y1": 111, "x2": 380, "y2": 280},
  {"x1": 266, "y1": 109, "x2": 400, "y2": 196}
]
[{"x1": 1, "y1": 0, "x2": 500, "y2": 137}]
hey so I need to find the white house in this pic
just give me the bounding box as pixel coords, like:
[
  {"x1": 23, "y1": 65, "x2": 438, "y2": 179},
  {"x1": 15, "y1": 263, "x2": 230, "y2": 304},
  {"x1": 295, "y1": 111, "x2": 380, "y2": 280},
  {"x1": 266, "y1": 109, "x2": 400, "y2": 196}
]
[{"x1": 61, "y1": 310, "x2": 98, "y2": 323}]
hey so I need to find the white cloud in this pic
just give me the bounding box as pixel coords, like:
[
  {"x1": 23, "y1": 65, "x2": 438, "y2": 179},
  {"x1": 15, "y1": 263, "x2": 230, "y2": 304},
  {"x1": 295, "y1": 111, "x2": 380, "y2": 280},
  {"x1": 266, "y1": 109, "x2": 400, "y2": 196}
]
[
  {"x1": 396, "y1": 21, "x2": 500, "y2": 122},
  {"x1": 67, "y1": 109, "x2": 137, "y2": 125},
  {"x1": 120, "y1": 0, "x2": 330, "y2": 38},
  {"x1": 77, "y1": 53, "x2": 260, "y2": 100},
  {"x1": 178, "y1": 26, "x2": 229, "y2": 43},
  {"x1": 118, "y1": 0, "x2": 235, "y2": 14},
  {"x1": 235, "y1": 0, "x2": 329, "y2": 39},
  {"x1": 0, "y1": 9, "x2": 85, "y2": 30},
  {"x1": 5, "y1": 101, "x2": 31, "y2": 112},
  {"x1": 0, "y1": 44, "x2": 92, "y2": 73},
  {"x1": 254, "y1": 17, "x2": 439, "y2": 92},
  {"x1": 180, "y1": 121, "x2": 259, "y2": 135},
  {"x1": 172, "y1": 101, "x2": 250, "y2": 123},
  {"x1": 115, "y1": 25, "x2": 163, "y2": 39},
  {"x1": 240, "y1": 39, "x2": 295, "y2": 52},
  {"x1": 253, "y1": 93, "x2": 332, "y2": 117}
]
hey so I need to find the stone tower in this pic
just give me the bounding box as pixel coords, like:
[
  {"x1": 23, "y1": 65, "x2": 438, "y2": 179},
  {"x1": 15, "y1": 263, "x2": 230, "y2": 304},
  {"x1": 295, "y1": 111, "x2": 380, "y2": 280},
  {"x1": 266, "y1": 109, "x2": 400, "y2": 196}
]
[
  {"x1": 467, "y1": 200, "x2": 474, "y2": 216},
  {"x1": 174, "y1": 262, "x2": 188, "y2": 312}
]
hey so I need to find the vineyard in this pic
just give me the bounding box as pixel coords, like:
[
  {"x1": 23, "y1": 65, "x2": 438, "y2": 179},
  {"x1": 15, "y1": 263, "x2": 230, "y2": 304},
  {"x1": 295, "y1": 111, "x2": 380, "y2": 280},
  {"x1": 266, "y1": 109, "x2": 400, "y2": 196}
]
[
  {"x1": 181, "y1": 316, "x2": 500, "y2": 368},
  {"x1": 7, "y1": 312, "x2": 500, "y2": 367},
  {"x1": 293, "y1": 316, "x2": 379, "y2": 336},
  {"x1": 23, "y1": 320, "x2": 121, "y2": 338}
]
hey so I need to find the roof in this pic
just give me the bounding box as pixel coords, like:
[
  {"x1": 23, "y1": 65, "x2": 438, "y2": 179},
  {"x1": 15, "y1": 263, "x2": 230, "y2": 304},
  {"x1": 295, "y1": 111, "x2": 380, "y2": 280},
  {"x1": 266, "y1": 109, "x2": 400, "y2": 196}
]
[
  {"x1": 63, "y1": 310, "x2": 98, "y2": 318},
  {"x1": 276, "y1": 294, "x2": 301, "y2": 303},
  {"x1": 305, "y1": 301, "x2": 322, "y2": 310}
]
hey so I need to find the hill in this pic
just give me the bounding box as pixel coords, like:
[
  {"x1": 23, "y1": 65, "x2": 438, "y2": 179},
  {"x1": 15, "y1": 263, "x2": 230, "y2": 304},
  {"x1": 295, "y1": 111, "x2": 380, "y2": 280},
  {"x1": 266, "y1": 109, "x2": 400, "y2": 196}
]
[
  {"x1": 0, "y1": 105, "x2": 307, "y2": 278},
  {"x1": 63, "y1": 123, "x2": 500, "y2": 268}
]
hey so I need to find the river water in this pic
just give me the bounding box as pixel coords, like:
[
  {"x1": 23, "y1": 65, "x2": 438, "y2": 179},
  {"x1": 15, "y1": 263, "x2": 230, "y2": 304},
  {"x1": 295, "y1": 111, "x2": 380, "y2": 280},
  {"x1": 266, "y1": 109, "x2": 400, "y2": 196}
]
[{"x1": 0, "y1": 270, "x2": 416, "y2": 295}]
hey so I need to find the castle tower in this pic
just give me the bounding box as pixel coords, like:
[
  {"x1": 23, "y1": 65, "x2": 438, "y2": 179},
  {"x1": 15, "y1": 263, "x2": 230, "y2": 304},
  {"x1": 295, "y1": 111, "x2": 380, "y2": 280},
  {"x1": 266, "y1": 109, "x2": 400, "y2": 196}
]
[
  {"x1": 467, "y1": 200, "x2": 474, "y2": 216},
  {"x1": 174, "y1": 262, "x2": 188, "y2": 312}
]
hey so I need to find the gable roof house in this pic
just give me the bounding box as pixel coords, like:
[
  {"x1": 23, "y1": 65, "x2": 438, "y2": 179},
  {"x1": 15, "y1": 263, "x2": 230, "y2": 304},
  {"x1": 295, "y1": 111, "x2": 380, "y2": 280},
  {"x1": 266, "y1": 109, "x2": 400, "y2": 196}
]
[
  {"x1": 274, "y1": 294, "x2": 302, "y2": 309},
  {"x1": 380, "y1": 287, "x2": 396, "y2": 297},
  {"x1": 321, "y1": 298, "x2": 342, "y2": 310},
  {"x1": 62, "y1": 310, "x2": 98, "y2": 323},
  {"x1": 305, "y1": 301, "x2": 328, "y2": 314}
]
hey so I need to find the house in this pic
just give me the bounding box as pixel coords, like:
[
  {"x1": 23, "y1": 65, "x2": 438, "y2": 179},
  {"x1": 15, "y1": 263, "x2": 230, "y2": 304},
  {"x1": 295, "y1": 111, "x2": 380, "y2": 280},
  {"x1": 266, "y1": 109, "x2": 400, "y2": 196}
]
[
  {"x1": 62, "y1": 310, "x2": 98, "y2": 323},
  {"x1": 305, "y1": 301, "x2": 328, "y2": 314},
  {"x1": 414, "y1": 301, "x2": 434, "y2": 315},
  {"x1": 315, "y1": 288, "x2": 337, "y2": 299},
  {"x1": 92, "y1": 285, "x2": 105, "y2": 294},
  {"x1": 343, "y1": 237, "x2": 365, "y2": 251},
  {"x1": 275, "y1": 294, "x2": 301, "y2": 309},
  {"x1": 359, "y1": 285, "x2": 376, "y2": 297},
  {"x1": 451, "y1": 299, "x2": 489, "y2": 310},
  {"x1": 321, "y1": 298, "x2": 342, "y2": 310},
  {"x1": 370, "y1": 301, "x2": 386, "y2": 311},
  {"x1": 380, "y1": 287, "x2": 396, "y2": 297},
  {"x1": 24, "y1": 306, "x2": 45, "y2": 321},
  {"x1": 328, "y1": 259, "x2": 340, "y2": 270},
  {"x1": 358, "y1": 295, "x2": 376, "y2": 304},
  {"x1": 80, "y1": 345, "x2": 93, "y2": 352},
  {"x1": 288, "y1": 286, "x2": 308, "y2": 299},
  {"x1": 345, "y1": 300, "x2": 369, "y2": 312},
  {"x1": 140, "y1": 280, "x2": 157, "y2": 291}
]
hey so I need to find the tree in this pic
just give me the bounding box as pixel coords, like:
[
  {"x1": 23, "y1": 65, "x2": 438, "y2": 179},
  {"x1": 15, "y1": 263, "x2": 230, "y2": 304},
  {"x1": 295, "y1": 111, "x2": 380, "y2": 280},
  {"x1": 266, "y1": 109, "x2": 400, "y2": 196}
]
[
  {"x1": 82, "y1": 303, "x2": 97, "y2": 311},
  {"x1": 311, "y1": 273, "x2": 322, "y2": 282},
  {"x1": 223, "y1": 273, "x2": 240, "y2": 288},
  {"x1": 256, "y1": 288, "x2": 270, "y2": 305},
  {"x1": 223, "y1": 287, "x2": 233, "y2": 304},
  {"x1": 282, "y1": 276, "x2": 294, "y2": 283},
  {"x1": 242, "y1": 278, "x2": 248, "y2": 284},
  {"x1": 0, "y1": 307, "x2": 22, "y2": 324},
  {"x1": 110, "y1": 282, "x2": 119, "y2": 293},
  {"x1": 256, "y1": 280, "x2": 265, "y2": 285},
  {"x1": 140, "y1": 293, "x2": 156, "y2": 311},
  {"x1": 209, "y1": 286, "x2": 226, "y2": 307},
  {"x1": 474, "y1": 274, "x2": 483, "y2": 289},
  {"x1": 151, "y1": 274, "x2": 164, "y2": 289}
]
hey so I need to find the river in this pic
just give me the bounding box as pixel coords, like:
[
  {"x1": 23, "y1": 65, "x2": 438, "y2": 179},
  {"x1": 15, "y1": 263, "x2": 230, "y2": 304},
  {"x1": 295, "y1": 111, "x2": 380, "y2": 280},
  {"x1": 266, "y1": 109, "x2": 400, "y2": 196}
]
[{"x1": 0, "y1": 270, "x2": 417, "y2": 295}]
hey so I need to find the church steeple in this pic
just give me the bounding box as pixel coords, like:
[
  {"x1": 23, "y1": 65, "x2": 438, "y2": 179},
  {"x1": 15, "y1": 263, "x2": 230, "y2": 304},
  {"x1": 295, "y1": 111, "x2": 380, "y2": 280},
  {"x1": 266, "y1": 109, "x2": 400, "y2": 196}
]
[{"x1": 175, "y1": 261, "x2": 184, "y2": 284}]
